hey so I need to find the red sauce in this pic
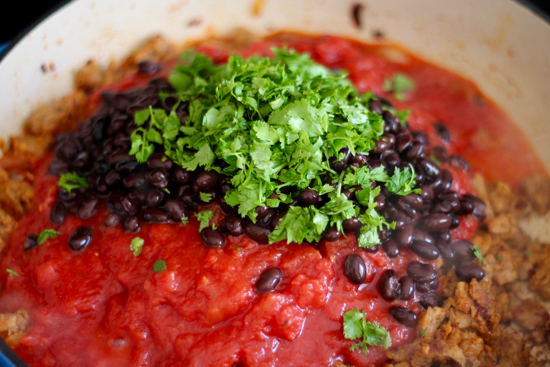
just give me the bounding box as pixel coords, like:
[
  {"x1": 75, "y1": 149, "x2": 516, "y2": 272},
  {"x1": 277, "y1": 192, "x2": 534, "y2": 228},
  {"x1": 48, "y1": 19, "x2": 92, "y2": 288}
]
[{"x1": 0, "y1": 34, "x2": 544, "y2": 367}]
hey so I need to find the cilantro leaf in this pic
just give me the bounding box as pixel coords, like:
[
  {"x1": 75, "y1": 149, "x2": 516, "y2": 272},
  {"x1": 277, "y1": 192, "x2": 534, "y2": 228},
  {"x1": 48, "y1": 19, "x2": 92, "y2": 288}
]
[
  {"x1": 420, "y1": 330, "x2": 427, "y2": 338},
  {"x1": 153, "y1": 260, "x2": 167, "y2": 272},
  {"x1": 383, "y1": 73, "x2": 416, "y2": 101},
  {"x1": 343, "y1": 308, "x2": 392, "y2": 355},
  {"x1": 386, "y1": 164, "x2": 422, "y2": 196},
  {"x1": 195, "y1": 210, "x2": 214, "y2": 231},
  {"x1": 37, "y1": 229, "x2": 62, "y2": 245},
  {"x1": 199, "y1": 192, "x2": 213, "y2": 203},
  {"x1": 473, "y1": 245, "x2": 485, "y2": 266},
  {"x1": 6, "y1": 268, "x2": 19, "y2": 277},
  {"x1": 57, "y1": 172, "x2": 88, "y2": 193},
  {"x1": 130, "y1": 237, "x2": 144, "y2": 256}
]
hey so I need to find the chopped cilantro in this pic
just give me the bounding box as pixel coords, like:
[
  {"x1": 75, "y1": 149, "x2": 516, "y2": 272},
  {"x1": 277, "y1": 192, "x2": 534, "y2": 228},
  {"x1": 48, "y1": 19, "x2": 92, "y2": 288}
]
[
  {"x1": 130, "y1": 237, "x2": 144, "y2": 256},
  {"x1": 343, "y1": 308, "x2": 392, "y2": 355},
  {"x1": 181, "y1": 216, "x2": 189, "y2": 225},
  {"x1": 37, "y1": 229, "x2": 62, "y2": 245},
  {"x1": 6, "y1": 268, "x2": 19, "y2": 277},
  {"x1": 153, "y1": 260, "x2": 167, "y2": 272},
  {"x1": 429, "y1": 155, "x2": 441, "y2": 166},
  {"x1": 57, "y1": 172, "x2": 89, "y2": 193},
  {"x1": 525, "y1": 252, "x2": 532, "y2": 259},
  {"x1": 128, "y1": 49, "x2": 421, "y2": 245},
  {"x1": 420, "y1": 330, "x2": 427, "y2": 338},
  {"x1": 473, "y1": 245, "x2": 485, "y2": 266},
  {"x1": 386, "y1": 165, "x2": 422, "y2": 196},
  {"x1": 163, "y1": 188, "x2": 170, "y2": 194},
  {"x1": 237, "y1": 247, "x2": 243, "y2": 250},
  {"x1": 199, "y1": 192, "x2": 213, "y2": 203},
  {"x1": 383, "y1": 73, "x2": 416, "y2": 101},
  {"x1": 195, "y1": 210, "x2": 214, "y2": 231},
  {"x1": 496, "y1": 255, "x2": 503, "y2": 261}
]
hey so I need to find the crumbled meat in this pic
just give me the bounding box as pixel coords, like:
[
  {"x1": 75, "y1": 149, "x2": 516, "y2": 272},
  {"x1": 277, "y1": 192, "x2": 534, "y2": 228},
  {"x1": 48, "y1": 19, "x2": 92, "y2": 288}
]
[
  {"x1": 386, "y1": 338, "x2": 467, "y2": 367},
  {"x1": 121, "y1": 35, "x2": 179, "y2": 69},
  {"x1": 0, "y1": 310, "x2": 30, "y2": 345},
  {"x1": 75, "y1": 60, "x2": 105, "y2": 92},
  {"x1": 6, "y1": 135, "x2": 54, "y2": 165},
  {"x1": 0, "y1": 179, "x2": 34, "y2": 220},
  {"x1": 487, "y1": 213, "x2": 518, "y2": 238},
  {"x1": 0, "y1": 207, "x2": 17, "y2": 251},
  {"x1": 520, "y1": 175, "x2": 550, "y2": 215},
  {"x1": 511, "y1": 299, "x2": 549, "y2": 331}
]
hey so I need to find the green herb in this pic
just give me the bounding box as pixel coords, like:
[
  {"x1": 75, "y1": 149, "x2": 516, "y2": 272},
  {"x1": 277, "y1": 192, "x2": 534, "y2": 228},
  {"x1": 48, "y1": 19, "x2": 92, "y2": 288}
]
[
  {"x1": 163, "y1": 188, "x2": 171, "y2": 194},
  {"x1": 430, "y1": 155, "x2": 441, "y2": 166},
  {"x1": 130, "y1": 237, "x2": 144, "y2": 256},
  {"x1": 420, "y1": 330, "x2": 427, "y2": 338},
  {"x1": 195, "y1": 210, "x2": 214, "y2": 231},
  {"x1": 473, "y1": 245, "x2": 485, "y2": 266},
  {"x1": 237, "y1": 247, "x2": 243, "y2": 250},
  {"x1": 181, "y1": 216, "x2": 189, "y2": 225},
  {"x1": 386, "y1": 165, "x2": 422, "y2": 196},
  {"x1": 37, "y1": 229, "x2": 62, "y2": 245},
  {"x1": 153, "y1": 260, "x2": 167, "y2": 272},
  {"x1": 199, "y1": 192, "x2": 213, "y2": 203},
  {"x1": 57, "y1": 172, "x2": 89, "y2": 193},
  {"x1": 6, "y1": 268, "x2": 19, "y2": 277},
  {"x1": 343, "y1": 308, "x2": 392, "y2": 355},
  {"x1": 383, "y1": 73, "x2": 416, "y2": 101},
  {"x1": 129, "y1": 49, "x2": 420, "y2": 245},
  {"x1": 525, "y1": 252, "x2": 532, "y2": 258},
  {"x1": 496, "y1": 255, "x2": 503, "y2": 261}
]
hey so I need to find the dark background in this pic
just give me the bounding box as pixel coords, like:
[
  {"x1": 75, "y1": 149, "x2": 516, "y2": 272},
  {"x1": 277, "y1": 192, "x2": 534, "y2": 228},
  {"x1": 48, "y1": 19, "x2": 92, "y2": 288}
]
[{"x1": 1, "y1": 0, "x2": 550, "y2": 46}]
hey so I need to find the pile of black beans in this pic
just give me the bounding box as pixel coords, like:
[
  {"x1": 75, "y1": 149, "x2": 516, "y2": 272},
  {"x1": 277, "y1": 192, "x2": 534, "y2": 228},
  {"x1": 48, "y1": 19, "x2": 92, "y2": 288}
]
[{"x1": 43, "y1": 68, "x2": 487, "y2": 328}]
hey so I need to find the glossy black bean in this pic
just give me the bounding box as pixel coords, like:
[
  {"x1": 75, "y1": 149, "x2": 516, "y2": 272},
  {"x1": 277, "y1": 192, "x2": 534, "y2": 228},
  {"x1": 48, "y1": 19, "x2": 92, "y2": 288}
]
[
  {"x1": 173, "y1": 167, "x2": 194, "y2": 185},
  {"x1": 395, "y1": 132, "x2": 412, "y2": 153},
  {"x1": 369, "y1": 99, "x2": 383, "y2": 115},
  {"x1": 344, "y1": 254, "x2": 367, "y2": 284},
  {"x1": 452, "y1": 240, "x2": 476, "y2": 262},
  {"x1": 163, "y1": 198, "x2": 186, "y2": 222},
  {"x1": 50, "y1": 202, "x2": 66, "y2": 225},
  {"x1": 373, "y1": 193, "x2": 385, "y2": 211},
  {"x1": 48, "y1": 160, "x2": 70, "y2": 175},
  {"x1": 123, "y1": 215, "x2": 141, "y2": 233},
  {"x1": 420, "y1": 292, "x2": 444, "y2": 309},
  {"x1": 270, "y1": 212, "x2": 286, "y2": 230},
  {"x1": 404, "y1": 142, "x2": 425, "y2": 161},
  {"x1": 123, "y1": 173, "x2": 146, "y2": 190},
  {"x1": 78, "y1": 195, "x2": 100, "y2": 220},
  {"x1": 363, "y1": 244, "x2": 380, "y2": 253},
  {"x1": 422, "y1": 213, "x2": 452, "y2": 232},
  {"x1": 221, "y1": 216, "x2": 244, "y2": 236},
  {"x1": 436, "y1": 241, "x2": 455, "y2": 264},
  {"x1": 115, "y1": 160, "x2": 140, "y2": 174},
  {"x1": 340, "y1": 189, "x2": 353, "y2": 200},
  {"x1": 121, "y1": 196, "x2": 140, "y2": 215},
  {"x1": 382, "y1": 111, "x2": 399, "y2": 132},
  {"x1": 456, "y1": 197, "x2": 475, "y2": 216},
  {"x1": 399, "y1": 276, "x2": 415, "y2": 300},
  {"x1": 433, "y1": 122, "x2": 450, "y2": 142},
  {"x1": 389, "y1": 306, "x2": 418, "y2": 327},
  {"x1": 93, "y1": 159, "x2": 110, "y2": 175},
  {"x1": 143, "y1": 208, "x2": 169, "y2": 223},
  {"x1": 23, "y1": 234, "x2": 38, "y2": 251},
  {"x1": 343, "y1": 217, "x2": 362, "y2": 232},
  {"x1": 420, "y1": 185, "x2": 434, "y2": 203},
  {"x1": 146, "y1": 170, "x2": 169, "y2": 189},
  {"x1": 455, "y1": 262, "x2": 485, "y2": 282},
  {"x1": 351, "y1": 153, "x2": 369, "y2": 168},
  {"x1": 104, "y1": 213, "x2": 122, "y2": 228},
  {"x1": 73, "y1": 151, "x2": 92, "y2": 171},
  {"x1": 296, "y1": 190, "x2": 319, "y2": 206},
  {"x1": 462, "y1": 194, "x2": 487, "y2": 221},
  {"x1": 257, "y1": 208, "x2": 276, "y2": 227},
  {"x1": 244, "y1": 223, "x2": 271, "y2": 244},
  {"x1": 383, "y1": 151, "x2": 400, "y2": 167},
  {"x1": 69, "y1": 227, "x2": 92, "y2": 251},
  {"x1": 397, "y1": 193, "x2": 424, "y2": 210},
  {"x1": 378, "y1": 269, "x2": 400, "y2": 301},
  {"x1": 432, "y1": 146, "x2": 449, "y2": 164},
  {"x1": 418, "y1": 157, "x2": 441, "y2": 180},
  {"x1": 256, "y1": 268, "x2": 283, "y2": 293},
  {"x1": 147, "y1": 152, "x2": 173, "y2": 171},
  {"x1": 382, "y1": 238, "x2": 400, "y2": 258},
  {"x1": 322, "y1": 226, "x2": 342, "y2": 241},
  {"x1": 412, "y1": 229, "x2": 433, "y2": 245},
  {"x1": 369, "y1": 159, "x2": 386, "y2": 170},
  {"x1": 128, "y1": 189, "x2": 147, "y2": 205},
  {"x1": 416, "y1": 276, "x2": 439, "y2": 293},
  {"x1": 411, "y1": 241, "x2": 440, "y2": 260},
  {"x1": 104, "y1": 170, "x2": 121, "y2": 187},
  {"x1": 220, "y1": 179, "x2": 233, "y2": 195},
  {"x1": 449, "y1": 213, "x2": 460, "y2": 229},
  {"x1": 394, "y1": 224, "x2": 414, "y2": 247},
  {"x1": 137, "y1": 61, "x2": 159, "y2": 75},
  {"x1": 448, "y1": 155, "x2": 470, "y2": 171},
  {"x1": 107, "y1": 117, "x2": 127, "y2": 136},
  {"x1": 57, "y1": 187, "x2": 78, "y2": 206},
  {"x1": 196, "y1": 171, "x2": 220, "y2": 190},
  {"x1": 437, "y1": 229, "x2": 452, "y2": 244},
  {"x1": 438, "y1": 169, "x2": 453, "y2": 193},
  {"x1": 94, "y1": 176, "x2": 109, "y2": 196},
  {"x1": 145, "y1": 188, "x2": 165, "y2": 208},
  {"x1": 407, "y1": 261, "x2": 437, "y2": 283},
  {"x1": 412, "y1": 131, "x2": 429, "y2": 146},
  {"x1": 219, "y1": 197, "x2": 236, "y2": 215},
  {"x1": 54, "y1": 141, "x2": 78, "y2": 161},
  {"x1": 200, "y1": 227, "x2": 226, "y2": 248},
  {"x1": 372, "y1": 137, "x2": 392, "y2": 154},
  {"x1": 330, "y1": 148, "x2": 351, "y2": 172},
  {"x1": 106, "y1": 192, "x2": 125, "y2": 214}
]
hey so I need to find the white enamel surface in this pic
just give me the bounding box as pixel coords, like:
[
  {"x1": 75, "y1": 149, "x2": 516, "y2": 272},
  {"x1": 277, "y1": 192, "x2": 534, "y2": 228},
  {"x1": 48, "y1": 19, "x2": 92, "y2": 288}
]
[{"x1": 0, "y1": 0, "x2": 549, "y2": 172}]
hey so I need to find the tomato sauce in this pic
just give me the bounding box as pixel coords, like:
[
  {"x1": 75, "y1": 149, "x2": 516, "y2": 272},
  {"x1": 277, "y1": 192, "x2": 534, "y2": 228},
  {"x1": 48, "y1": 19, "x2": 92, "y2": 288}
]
[{"x1": 0, "y1": 34, "x2": 544, "y2": 367}]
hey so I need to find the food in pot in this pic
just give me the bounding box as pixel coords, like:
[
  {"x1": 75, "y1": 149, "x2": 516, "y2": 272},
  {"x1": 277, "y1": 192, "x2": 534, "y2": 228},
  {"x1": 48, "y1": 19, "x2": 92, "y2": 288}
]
[{"x1": 0, "y1": 32, "x2": 549, "y2": 367}]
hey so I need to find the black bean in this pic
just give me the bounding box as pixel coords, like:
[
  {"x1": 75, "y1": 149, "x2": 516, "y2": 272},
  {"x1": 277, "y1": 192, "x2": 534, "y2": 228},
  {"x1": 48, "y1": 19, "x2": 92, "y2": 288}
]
[
  {"x1": 343, "y1": 217, "x2": 362, "y2": 232},
  {"x1": 298, "y1": 189, "x2": 320, "y2": 206},
  {"x1": 196, "y1": 171, "x2": 220, "y2": 190},
  {"x1": 378, "y1": 269, "x2": 400, "y2": 301},
  {"x1": 351, "y1": 153, "x2": 369, "y2": 168},
  {"x1": 420, "y1": 292, "x2": 444, "y2": 309},
  {"x1": 382, "y1": 238, "x2": 400, "y2": 258},
  {"x1": 323, "y1": 226, "x2": 342, "y2": 241},
  {"x1": 372, "y1": 137, "x2": 391, "y2": 154},
  {"x1": 54, "y1": 141, "x2": 78, "y2": 161},
  {"x1": 147, "y1": 152, "x2": 173, "y2": 171},
  {"x1": 200, "y1": 227, "x2": 225, "y2": 248},
  {"x1": 23, "y1": 234, "x2": 38, "y2": 251},
  {"x1": 383, "y1": 133, "x2": 396, "y2": 146},
  {"x1": 173, "y1": 167, "x2": 194, "y2": 185},
  {"x1": 220, "y1": 178, "x2": 233, "y2": 195},
  {"x1": 344, "y1": 254, "x2": 367, "y2": 284},
  {"x1": 128, "y1": 189, "x2": 147, "y2": 205},
  {"x1": 462, "y1": 194, "x2": 487, "y2": 221},
  {"x1": 115, "y1": 160, "x2": 140, "y2": 174},
  {"x1": 94, "y1": 176, "x2": 109, "y2": 196},
  {"x1": 221, "y1": 216, "x2": 244, "y2": 236},
  {"x1": 382, "y1": 111, "x2": 399, "y2": 132},
  {"x1": 422, "y1": 213, "x2": 452, "y2": 232},
  {"x1": 73, "y1": 151, "x2": 92, "y2": 171},
  {"x1": 397, "y1": 193, "x2": 424, "y2": 210},
  {"x1": 50, "y1": 202, "x2": 66, "y2": 225},
  {"x1": 383, "y1": 151, "x2": 400, "y2": 167},
  {"x1": 121, "y1": 215, "x2": 141, "y2": 234},
  {"x1": 420, "y1": 185, "x2": 434, "y2": 202},
  {"x1": 123, "y1": 173, "x2": 147, "y2": 190},
  {"x1": 146, "y1": 170, "x2": 169, "y2": 189},
  {"x1": 146, "y1": 188, "x2": 165, "y2": 208},
  {"x1": 104, "y1": 170, "x2": 121, "y2": 187},
  {"x1": 256, "y1": 268, "x2": 283, "y2": 293},
  {"x1": 362, "y1": 244, "x2": 380, "y2": 253},
  {"x1": 413, "y1": 229, "x2": 434, "y2": 244},
  {"x1": 404, "y1": 142, "x2": 425, "y2": 161},
  {"x1": 138, "y1": 61, "x2": 159, "y2": 75},
  {"x1": 164, "y1": 199, "x2": 187, "y2": 222},
  {"x1": 432, "y1": 192, "x2": 460, "y2": 214},
  {"x1": 407, "y1": 261, "x2": 437, "y2": 283},
  {"x1": 369, "y1": 99, "x2": 383, "y2": 114},
  {"x1": 368, "y1": 159, "x2": 386, "y2": 170},
  {"x1": 455, "y1": 261, "x2": 485, "y2": 282},
  {"x1": 69, "y1": 227, "x2": 92, "y2": 251},
  {"x1": 395, "y1": 132, "x2": 412, "y2": 153},
  {"x1": 452, "y1": 240, "x2": 476, "y2": 262},
  {"x1": 456, "y1": 197, "x2": 475, "y2": 216},
  {"x1": 78, "y1": 195, "x2": 100, "y2": 220},
  {"x1": 437, "y1": 229, "x2": 451, "y2": 244},
  {"x1": 416, "y1": 277, "x2": 439, "y2": 293},
  {"x1": 399, "y1": 276, "x2": 415, "y2": 300},
  {"x1": 448, "y1": 155, "x2": 470, "y2": 171},
  {"x1": 373, "y1": 193, "x2": 385, "y2": 211},
  {"x1": 449, "y1": 213, "x2": 460, "y2": 229},
  {"x1": 439, "y1": 169, "x2": 453, "y2": 192},
  {"x1": 411, "y1": 241, "x2": 440, "y2": 260},
  {"x1": 48, "y1": 160, "x2": 70, "y2": 175},
  {"x1": 418, "y1": 157, "x2": 441, "y2": 180},
  {"x1": 389, "y1": 306, "x2": 418, "y2": 327},
  {"x1": 270, "y1": 212, "x2": 286, "y2": 230},
  {"x1": 106, "y1": 192, "x2": 125, "y2": 214},
  {"x1": 394, "y1": 224, "x2": 414, "y2": 247},
  {"x1": 105, "y1": 213, "x2": 122, "y2": 228},
  {"x1": 143, "y1": 208, "x2": 169, "y2": 223},
  {"x1": 107, "y1": 117, "x2": 127, "y2": 136},
  {"x1": 412, "y1": 131, "x2": 429, "y2": 146},
  {"x1": 433, "y1": 122, "x2": 450, "y2": 142},
  {"x1": 330, "y1": 148, "x2": 351, "y2": 172},
  {"x1": 121, "y1": 196, "x2": 140, "y2": 215},
  {"x1": 257, "y1": 208, "x2": 276, "y2": 227},
  {"x1": 244, "y1": 222, "x2": 271, "y2": 244},
  {"x1": 57, "y1": 187, "x2": 78, "y2": 207}
]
